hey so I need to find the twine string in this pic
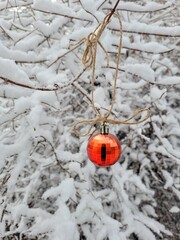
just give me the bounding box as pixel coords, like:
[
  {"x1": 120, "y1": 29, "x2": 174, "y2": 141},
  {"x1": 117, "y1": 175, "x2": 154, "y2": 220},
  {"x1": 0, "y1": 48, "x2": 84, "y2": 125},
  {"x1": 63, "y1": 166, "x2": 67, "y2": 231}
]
[{"x1": 73, "y1": 12, "x2": 150, "y2": 137}]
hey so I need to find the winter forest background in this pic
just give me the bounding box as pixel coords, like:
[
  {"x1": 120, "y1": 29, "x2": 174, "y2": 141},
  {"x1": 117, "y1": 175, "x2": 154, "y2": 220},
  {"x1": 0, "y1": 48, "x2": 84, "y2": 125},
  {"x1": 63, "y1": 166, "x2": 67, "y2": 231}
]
[{"x1": 0, "y1": 0, "x2": 180, "y2": 239}]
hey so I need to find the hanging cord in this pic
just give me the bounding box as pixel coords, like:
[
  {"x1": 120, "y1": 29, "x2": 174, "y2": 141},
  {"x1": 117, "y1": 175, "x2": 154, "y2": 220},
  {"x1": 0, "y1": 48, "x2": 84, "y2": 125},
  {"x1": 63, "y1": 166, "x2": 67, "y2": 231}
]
[{"x1": 73, "y1": 12, "x2": 151, "y2": 137}]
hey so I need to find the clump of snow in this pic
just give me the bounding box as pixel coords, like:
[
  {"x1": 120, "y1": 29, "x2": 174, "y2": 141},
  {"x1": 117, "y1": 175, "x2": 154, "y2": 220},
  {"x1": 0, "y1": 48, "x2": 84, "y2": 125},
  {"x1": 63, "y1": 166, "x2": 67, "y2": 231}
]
[
  {"x1": 43, "y1": 178, "x2": 76, "y2": 202},
  {"x1": 169, "y1": 206, "x2": 180, "y2": 213},
  {"x1": 125, "y1": 64, "x2": 155, "y2": 82},
  {"x1": 0, "y1": 58, "x2": 33, "y2": 86}
]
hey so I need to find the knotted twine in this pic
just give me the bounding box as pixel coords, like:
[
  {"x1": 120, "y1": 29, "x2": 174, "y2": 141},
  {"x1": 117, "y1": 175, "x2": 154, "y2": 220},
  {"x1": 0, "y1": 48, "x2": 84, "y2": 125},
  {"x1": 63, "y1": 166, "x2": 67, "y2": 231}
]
[{"x1": 73, "y1": 12, "x2": 150, "y2": 137}]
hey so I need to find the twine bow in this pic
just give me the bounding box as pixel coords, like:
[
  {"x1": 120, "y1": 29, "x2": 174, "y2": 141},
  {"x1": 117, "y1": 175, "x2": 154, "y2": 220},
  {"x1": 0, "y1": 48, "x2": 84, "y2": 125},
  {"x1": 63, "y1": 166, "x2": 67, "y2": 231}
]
[{"x1": 73, "y1": 12, "x2": 150, "y2": 137}]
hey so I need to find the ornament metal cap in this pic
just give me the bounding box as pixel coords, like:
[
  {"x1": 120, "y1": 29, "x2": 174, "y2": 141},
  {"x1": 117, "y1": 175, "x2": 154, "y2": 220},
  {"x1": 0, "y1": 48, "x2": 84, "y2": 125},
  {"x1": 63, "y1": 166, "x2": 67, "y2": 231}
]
[{"x1": 100, "y1": 122, "x2": 109, "y2": 134}]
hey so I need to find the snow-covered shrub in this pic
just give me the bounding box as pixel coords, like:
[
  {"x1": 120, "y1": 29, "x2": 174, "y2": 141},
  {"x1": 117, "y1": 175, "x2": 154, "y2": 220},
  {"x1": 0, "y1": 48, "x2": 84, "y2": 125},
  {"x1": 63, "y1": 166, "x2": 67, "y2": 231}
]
[{"x1": 0, "y1": 0, "x2": 179, "y2": 239}]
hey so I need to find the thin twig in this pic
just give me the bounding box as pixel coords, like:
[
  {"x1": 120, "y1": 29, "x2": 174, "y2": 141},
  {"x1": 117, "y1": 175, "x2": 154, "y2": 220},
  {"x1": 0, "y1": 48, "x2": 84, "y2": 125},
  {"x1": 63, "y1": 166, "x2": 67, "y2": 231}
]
[
  {"x1": 103, "y1": 65, "x2": 179, "y2": 86},
  {"x1": 103, "y1": 4, "x2": 173, "y2": 14},
  {"x1": 110, "y1": 27, "x2": 180, "y2": 38},
  {"x1": 33, "y1": 8, "x2": 91, "y2": 22},
  {"x1": 106, "y1": 0, "x2": 121, "y2": 22},
  {"x1": 38, "y1": 136, "x2": 71, "y2": 173},
  {"x1": 79, "y1": 0, "x2": 99, "y2": 23},
  {"x1": 15, "y1": 59, "x2": 47, "y2": 64},
  {"x1": 97, "y1": 0, "x2": 107, "y2": 11},
  {"x1": 48, "y1": 40, "x2": 85, "y2": 68},
  {"x1": 0, "y1": 68, "x2": 86, "y2": 92},
  {"x1": 0, "y1": 77, "x2": 58, "y2": 91},
  {"x1": 0, "y1": 2, "x2": 32, "y2": 12},
  {"x1": 112, "y1": 44, "x2": 174, "y2": 54}
]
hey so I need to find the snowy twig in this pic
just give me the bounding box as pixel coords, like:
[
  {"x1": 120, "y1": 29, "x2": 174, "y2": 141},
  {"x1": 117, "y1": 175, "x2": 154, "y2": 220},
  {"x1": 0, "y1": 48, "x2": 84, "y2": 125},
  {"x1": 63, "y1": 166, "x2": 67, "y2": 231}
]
[
  {"x1": 0, "y1": 77, "x2": 58, "y2": 91},
  {"x1": 0, "y1": 68, "x2": 87, "y2": 92},
  {"x1": 111, "y1": 27, "x2": 180, "y2": 37},
  {"x1": 97, "y1": 0, "x2": 107, "y2": 11},
  {"x1": 112, "y1": 44, "x2": 174, "y2": 55},
  {"x1": 104, "y1": 66, "x2": 179, "y2": 86},
  {"x1": 48, "y1": 40, "x2": 85, "y2": 68},
  {"x1": 72, "y1": 82, "x2": 92, "y2": 104},
  {"x1": 14, "y1": 28, "x2": 38, "y2": 45},
  {"x1": 15, "y1": 59, "x2": 47, "y2": 64},
  {"x1": 0, "y1": 2, "x2": 32, "y2": 12},
  {"x1": 153, "y1": 123, "x2": 180, "y2": 162},
  {"x1": 103, "y1": 4, "x2": 173, "y2": 13},
  {"x1": 0, "y1": 26, "x2": 14, "y2": 41},
  {"x1": 36, "y1": 136, "x2": 71, "y2": 173},
  {"x1": 79, "y1": 0, "x2": 99, "y2": 23},
  {"x1": 33, "y1": 8, "x2": 91, "y2": 22},
  {"x1": 0, "y1": 110, "x2": 29, "y2": 126}
]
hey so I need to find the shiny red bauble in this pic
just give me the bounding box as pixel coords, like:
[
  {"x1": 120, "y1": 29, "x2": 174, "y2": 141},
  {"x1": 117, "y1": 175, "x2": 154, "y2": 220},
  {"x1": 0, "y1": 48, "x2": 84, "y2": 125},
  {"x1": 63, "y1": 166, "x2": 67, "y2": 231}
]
[{"x1": 87, "y1": 133, "x2": 121, "y2": 167}]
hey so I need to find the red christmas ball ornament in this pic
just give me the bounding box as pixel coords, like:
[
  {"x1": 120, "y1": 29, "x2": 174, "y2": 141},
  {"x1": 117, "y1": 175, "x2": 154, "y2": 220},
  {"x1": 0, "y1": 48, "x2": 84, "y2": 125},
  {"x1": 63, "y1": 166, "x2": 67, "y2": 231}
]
[{"x1": 87, "y1": 123, "x2": 121, "y2": 167}]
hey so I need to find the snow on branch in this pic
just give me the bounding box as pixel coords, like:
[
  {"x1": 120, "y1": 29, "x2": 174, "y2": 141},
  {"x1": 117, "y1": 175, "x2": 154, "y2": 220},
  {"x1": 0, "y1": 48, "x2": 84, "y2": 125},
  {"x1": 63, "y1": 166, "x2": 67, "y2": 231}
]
[
  {"x1": 0, "y1": 0, "x2": 179, "y2": 239},
  {"x1": 111, "y1": 21, "x2": 180, "y2": 37},
  {"x1": 103, "y1": 1, "x2": 173, "y2": 13}
]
